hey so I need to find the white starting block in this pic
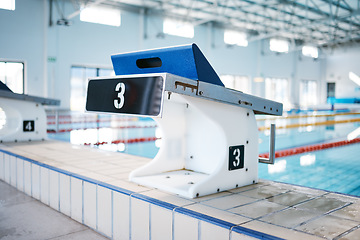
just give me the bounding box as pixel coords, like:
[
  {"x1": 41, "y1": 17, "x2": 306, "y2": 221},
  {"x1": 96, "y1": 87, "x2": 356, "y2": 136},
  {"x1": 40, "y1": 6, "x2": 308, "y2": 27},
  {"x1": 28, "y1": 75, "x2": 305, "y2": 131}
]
[
  {"x1": 86, "y1": 44, "x2": 282, "y2": 198},
  {"x1": 0, "y1": 82, "x2": 60, "y2": 143}
]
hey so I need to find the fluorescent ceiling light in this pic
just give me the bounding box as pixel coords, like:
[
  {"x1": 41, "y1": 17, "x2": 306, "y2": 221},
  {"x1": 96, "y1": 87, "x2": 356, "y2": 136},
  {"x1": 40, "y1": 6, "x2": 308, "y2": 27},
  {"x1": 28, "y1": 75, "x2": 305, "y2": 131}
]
[
  {"x1": 224, "y1": 30, "x2": 248, "y2": 47},
  {"x1": 80, "y1": 5, "x2": 121, "y2": 27},
  {"x1": 269, "y1": 39, "x2": 289, "y2": 53},
  {"x1": 163, "y1": 18, "x2": 194, "y2": 38},
  {"x1": 349, "y1": 71, "x2": 360, "y2": 86},
  {"x1": 0, "y1": 0, "x2": 15, "y2": 10},
  {"x1": 302, "y1": 46, "x2": 318, "y2": 58}
]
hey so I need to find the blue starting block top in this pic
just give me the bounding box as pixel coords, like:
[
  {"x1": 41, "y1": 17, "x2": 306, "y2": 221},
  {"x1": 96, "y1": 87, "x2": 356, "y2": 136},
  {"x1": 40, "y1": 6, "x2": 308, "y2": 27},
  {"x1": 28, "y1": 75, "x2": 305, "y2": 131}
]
[{"x1": 111, "y1": 43, "x2": 224, "y2": 87}]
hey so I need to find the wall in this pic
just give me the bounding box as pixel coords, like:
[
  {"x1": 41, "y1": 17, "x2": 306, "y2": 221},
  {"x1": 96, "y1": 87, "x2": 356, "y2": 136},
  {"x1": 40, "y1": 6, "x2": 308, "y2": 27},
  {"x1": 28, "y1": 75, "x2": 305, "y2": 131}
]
[
  {"x1": 0, "y1": 0, "x2": 346, "y2": 110},
  {"x1": 0, "y1": 0, "x2": 47, "y2": 96},
  {"x1": 325, "y1": 45, "x2": 360, "y2": 99}
]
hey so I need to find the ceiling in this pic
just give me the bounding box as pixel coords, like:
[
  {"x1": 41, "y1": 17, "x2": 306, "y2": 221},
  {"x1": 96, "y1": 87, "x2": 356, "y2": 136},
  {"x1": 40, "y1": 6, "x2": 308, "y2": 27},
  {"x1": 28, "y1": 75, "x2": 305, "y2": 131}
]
[{"x1": 70, "y1": 0, "x2": 360, "y2": 48}]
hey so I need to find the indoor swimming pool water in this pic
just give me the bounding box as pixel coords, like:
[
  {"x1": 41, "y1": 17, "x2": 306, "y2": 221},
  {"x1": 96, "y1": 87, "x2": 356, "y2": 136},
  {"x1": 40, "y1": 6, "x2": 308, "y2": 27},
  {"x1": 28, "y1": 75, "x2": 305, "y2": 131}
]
[
  {"x1": 47, "y1": 113, "x2": 360, "y2": 197},
  {"x1": 258, "y1": 143, "x2": 360, "y2": 196}
]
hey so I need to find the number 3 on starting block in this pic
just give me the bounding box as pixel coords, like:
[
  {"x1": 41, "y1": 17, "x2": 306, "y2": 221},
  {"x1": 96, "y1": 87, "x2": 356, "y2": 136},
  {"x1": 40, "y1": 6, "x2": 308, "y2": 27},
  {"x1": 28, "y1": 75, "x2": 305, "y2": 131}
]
[
  {"x1": 114, "y1": 82, "x2": 125, "y2": 109},
  {"x1": 229, "y1": 145, "x2": 244, "y2": 171}
]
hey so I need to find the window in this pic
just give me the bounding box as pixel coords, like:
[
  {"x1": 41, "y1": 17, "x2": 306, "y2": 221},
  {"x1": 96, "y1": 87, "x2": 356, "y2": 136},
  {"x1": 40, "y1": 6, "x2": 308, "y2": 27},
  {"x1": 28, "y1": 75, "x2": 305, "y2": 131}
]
[
  {"x1": 0, "y1": 61, "x2": 24, "y2": 94},
  {"x1": 299, "y1": 80, "x2": 318, "y2": 107},
  {"x1": 163, "y1": 18, "x2": 194, "y2": 38},
  {"x1": 220, "y1": 75, "x2": 250, "y2": 93},
  {"x1": 224, "y1": 30, "x2": 248, "y2": 47},
  {"x1": 269, "y1": 39, "x2": 289, "y2": 53},
  {"x1": 302, "y1": 46, "x2": 318, "y2": 58},
  {"x1": 0, "y1": 0, "x2": 15, "y2": 11},
  {"x1": 80, "y1": 5, "x2": 121, "y2": 27},
  {"x1": 70, "y1": 66, "x2": 114, "y2": 111},
  {"x1": 265, "y1": 78, "x2": 290, "y2": 109}
]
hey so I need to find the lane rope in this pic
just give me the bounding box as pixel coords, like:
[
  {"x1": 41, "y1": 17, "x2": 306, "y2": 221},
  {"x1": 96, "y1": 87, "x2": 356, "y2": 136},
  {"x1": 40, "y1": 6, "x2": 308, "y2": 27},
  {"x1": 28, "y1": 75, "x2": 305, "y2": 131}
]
[
  {"x1": 256, "y1": 112, "x2": 360, "y2": 121},
  {"x1": 84, "y1": 137, "x2": 160, "y2": 146},
  {"x1": 259, "y1": 137, "x2": 360, "y2": 159},
  {"x1": 259, "y1": 117, "x2": 360, "y2": 131}
]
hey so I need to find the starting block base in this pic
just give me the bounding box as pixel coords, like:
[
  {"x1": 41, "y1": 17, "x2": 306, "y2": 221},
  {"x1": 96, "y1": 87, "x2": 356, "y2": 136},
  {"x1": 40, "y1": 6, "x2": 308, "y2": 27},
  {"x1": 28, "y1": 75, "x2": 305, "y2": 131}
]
[{"x1": 130, "y1": 92, "x2": 259, "y2": 198}]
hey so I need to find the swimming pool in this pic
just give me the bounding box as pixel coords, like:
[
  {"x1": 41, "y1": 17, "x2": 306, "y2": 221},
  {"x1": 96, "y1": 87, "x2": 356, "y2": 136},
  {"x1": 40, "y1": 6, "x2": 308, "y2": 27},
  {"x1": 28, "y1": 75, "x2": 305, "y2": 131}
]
[
  {"x1": 258, "y1": 144, "x2": 360, "y2": 196},
  {"x1": 47, "y1": 111, "x2": 360, "y2": 197}
]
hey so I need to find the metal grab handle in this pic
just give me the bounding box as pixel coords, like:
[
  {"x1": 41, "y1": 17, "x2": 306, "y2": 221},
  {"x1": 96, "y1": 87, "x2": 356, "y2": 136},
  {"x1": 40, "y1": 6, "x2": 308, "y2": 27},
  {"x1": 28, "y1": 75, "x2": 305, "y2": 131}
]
[{"x1": 259, "y1": 123, "x2": 276, "y2": 164}]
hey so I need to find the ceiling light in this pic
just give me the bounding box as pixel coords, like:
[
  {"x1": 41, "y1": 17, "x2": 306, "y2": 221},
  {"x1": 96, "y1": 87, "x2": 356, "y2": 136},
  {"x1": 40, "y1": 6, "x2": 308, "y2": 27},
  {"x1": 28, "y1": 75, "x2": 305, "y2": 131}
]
[
  {"x1": 302, "y1": 46, "x2": 318, "y2": 58},
  {"x1": 269, "y1": 39, "x2": 289, "y2": 53},
  {"x1": 224, "y1": 30, "x2": 248, "y2": 47}
]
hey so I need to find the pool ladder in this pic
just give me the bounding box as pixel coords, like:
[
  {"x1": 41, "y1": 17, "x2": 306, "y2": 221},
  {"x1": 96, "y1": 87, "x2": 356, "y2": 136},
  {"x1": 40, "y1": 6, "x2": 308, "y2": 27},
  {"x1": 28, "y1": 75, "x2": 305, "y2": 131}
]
[{"x1": 259, "y1": 124, "x2": 276, "y2": 164}]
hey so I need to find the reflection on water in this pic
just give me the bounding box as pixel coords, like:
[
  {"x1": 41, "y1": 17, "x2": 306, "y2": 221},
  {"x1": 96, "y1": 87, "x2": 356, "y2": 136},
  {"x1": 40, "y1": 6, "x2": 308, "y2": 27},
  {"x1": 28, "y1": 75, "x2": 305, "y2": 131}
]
[
  {"x1": 300, "y1": 154, "x2": 316, "y2": 166},
  {"x1": 268, "y1": 160, "x2": 286, "y2": 174},
  {"x1": 347, "y1": 127, "x2": 360, "y2": 140}
]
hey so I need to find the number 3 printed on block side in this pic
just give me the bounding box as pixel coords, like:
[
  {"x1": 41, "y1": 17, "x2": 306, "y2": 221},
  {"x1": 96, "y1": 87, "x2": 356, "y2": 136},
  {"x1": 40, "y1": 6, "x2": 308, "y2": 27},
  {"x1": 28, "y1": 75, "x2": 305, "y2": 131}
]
[
  {"x1": 114, "y1": 82, "x2": 125, "y2": 109},
  {"x1": 233, "y1": 148, "x2": 241, "y2": 167}
]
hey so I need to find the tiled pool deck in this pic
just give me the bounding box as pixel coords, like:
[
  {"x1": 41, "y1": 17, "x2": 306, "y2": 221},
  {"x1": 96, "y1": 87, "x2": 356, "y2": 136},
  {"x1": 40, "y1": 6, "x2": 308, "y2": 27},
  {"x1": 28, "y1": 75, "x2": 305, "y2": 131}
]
[{"x1": 1, "y1": 140, "x2": 360, "y2": 240}]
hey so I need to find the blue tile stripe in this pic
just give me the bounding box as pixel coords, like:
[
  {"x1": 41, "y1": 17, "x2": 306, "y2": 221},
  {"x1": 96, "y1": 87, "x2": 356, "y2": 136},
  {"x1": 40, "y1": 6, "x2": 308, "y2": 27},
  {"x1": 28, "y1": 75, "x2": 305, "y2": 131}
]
[
  {"x1": 174, "y1": 207, "x2": 284, "y2": 240},
  {"x1": 232, "y1": 225, "x2": 285, "y2": 240},
  {"x1": 0, "y1": 148, "x2": 283, "y2": 240}
]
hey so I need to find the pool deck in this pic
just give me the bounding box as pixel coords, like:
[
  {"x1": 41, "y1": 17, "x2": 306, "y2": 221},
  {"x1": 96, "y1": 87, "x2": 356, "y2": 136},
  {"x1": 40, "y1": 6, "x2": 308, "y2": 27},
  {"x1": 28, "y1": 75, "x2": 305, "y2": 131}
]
[{"x1": 1, "y1": 140, "x2": 360, "y2": 240}]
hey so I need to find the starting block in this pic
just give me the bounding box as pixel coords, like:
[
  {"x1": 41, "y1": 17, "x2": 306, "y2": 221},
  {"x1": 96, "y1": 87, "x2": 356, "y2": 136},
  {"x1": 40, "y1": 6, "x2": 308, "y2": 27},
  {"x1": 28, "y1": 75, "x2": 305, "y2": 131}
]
[
  {"x1": 86, "y1": 44, "x2": 282, "y2": 198},
  {"x1": 0, "y1": 82, "x2": 60, "y2": 142}
]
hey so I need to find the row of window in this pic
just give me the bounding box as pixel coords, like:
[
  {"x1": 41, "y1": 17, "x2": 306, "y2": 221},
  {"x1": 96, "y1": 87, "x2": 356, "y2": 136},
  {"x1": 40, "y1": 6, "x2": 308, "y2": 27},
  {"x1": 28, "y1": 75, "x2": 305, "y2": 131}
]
[{"x1": 0, "y1": 61, "x2": 318, "y2": 111}]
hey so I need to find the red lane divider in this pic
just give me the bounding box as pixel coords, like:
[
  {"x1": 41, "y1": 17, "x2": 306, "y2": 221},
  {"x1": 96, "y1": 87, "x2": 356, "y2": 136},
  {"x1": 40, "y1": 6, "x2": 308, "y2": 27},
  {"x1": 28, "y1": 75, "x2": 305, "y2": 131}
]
[
  {"x1": 47, "y1": 125, "x2": 158, "y2": 133},
  {"x1": 84, "y1": 137, "x2": 160, "y2": 146},
  {"x1": 259, "y1": 137, "x2": 360, "y2": 159}
]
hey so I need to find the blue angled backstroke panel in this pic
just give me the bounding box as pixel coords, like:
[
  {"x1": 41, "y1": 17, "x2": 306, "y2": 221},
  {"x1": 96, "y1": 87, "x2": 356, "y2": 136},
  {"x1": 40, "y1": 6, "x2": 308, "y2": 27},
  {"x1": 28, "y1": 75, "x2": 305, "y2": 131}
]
[{"x1": 111, "y1": 43, "x2": 224, "y2": 87}]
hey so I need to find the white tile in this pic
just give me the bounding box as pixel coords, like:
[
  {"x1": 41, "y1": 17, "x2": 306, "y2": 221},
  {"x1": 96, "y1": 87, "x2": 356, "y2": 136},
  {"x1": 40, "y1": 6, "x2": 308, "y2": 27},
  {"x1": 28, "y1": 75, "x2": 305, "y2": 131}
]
[
  {"x1": 0, "y1": 152, "x2": 4, "y2": 180},
  {"x1": 70, "y1": 177, "x2": 83, "y2": 223},
  {"x1": 59, "y1": 174, "x2": 71, "y2": 216},
  {"x1": 131, "y1": 197, "x2": 149, "y2": 240},
  {"x1": 113, "y1": 191, "x2": 130, "y2": 240},
  {"x1": 150, "y1": 205, "x2": 172, "y2": 240},
  {"x1": 31, "y1": 164, "x2": 40, "y2": 200},
  {"x1": 24, "y1": 161, "x2": 32, "y2": 196},
  {"x1": 97, "y1": 186, "x2": 112, "y2": 238},
  {"x1": 231, "y1": 231, "x2": 257, "y2": 240},
  {"x1": 83, "y1": 181, "x2": 97, "y2": 229},
  {"x1": 185, "y1": 203, "x2": 250, "y2": 225},
  {"x1": 241, "y1": 220, "x2": 323, "y2": 240},
  {"x1": 49, "y1": 170, "x2": 59, "y2": 210},
  {"x1": 4, "y1": 154, "x2": 10, "y2": 184},
  {"x1": 16, "y1": 158, "x2": 24, "y2": 191},
  {"x1": 200, "y1": 221, "x2": 229, "y2": 240},
  {"x1": 202, "y1": 194, "x2": 256, "y2": 210},
  {"x1": 40, "y1": 167, "x2": 49, "y2": 205},
  {"x1": 10, "y1": 155, "x2": 17, "y2": 187},
  {"x1": 174, "y1": 212, "x2": 198, "y2": 240}
]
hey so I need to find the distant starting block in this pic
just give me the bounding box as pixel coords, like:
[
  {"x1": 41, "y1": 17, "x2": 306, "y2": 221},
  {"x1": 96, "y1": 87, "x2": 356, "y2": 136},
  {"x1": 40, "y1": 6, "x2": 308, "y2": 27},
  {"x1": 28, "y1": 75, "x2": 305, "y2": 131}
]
[
  {"x1": 0, "y1": 82, "x2": 60, "y2": 142},
  {"x1": 86, "y1": 44, "x2": 283, "y2": 198}
]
